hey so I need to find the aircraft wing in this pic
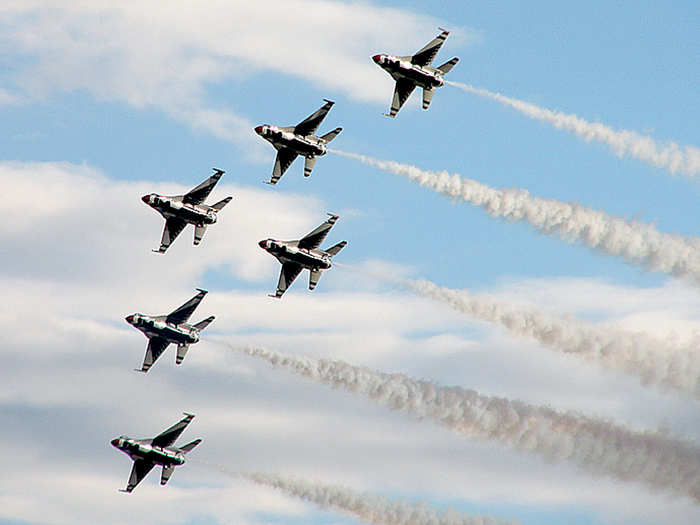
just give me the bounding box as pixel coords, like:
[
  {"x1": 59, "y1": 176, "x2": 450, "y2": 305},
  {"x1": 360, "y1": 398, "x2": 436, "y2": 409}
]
[
  {"x1": 293, "y1": 99, "x2": 334, "y2": 137},
  {"x1": 411, "y1": 29, "x2": 449, "y2": 67},
  {"x1": 151, "y1": 413, "x2": 195, "y2": 448},
  {"x1": 157, "y1": 218, "x2": 187, "y2": 253},
  {"x1": 297, "y1": 214, "x2": 339, "y2": 250},
  {"x1": 166, "y1": 289, "x2": 207, "y2": 325},
  {"x1": 273, "y1": 262, "x2": 303, "y2": 298},
  {"x1": 388, "y1": 79, "x2": 416, "y2": 118},
  {"x1": 183, "y1": 168, "x2": 225, "y2": 205},
  {"x1": 139, "y1": 337, "x2": 170, "y2": 373},
  {"x1": 268, "y1": 148, "x2": 298, "y2": 185},
  {"x1": 123, "y1": 459, "x2": 156, "y2": 493}
]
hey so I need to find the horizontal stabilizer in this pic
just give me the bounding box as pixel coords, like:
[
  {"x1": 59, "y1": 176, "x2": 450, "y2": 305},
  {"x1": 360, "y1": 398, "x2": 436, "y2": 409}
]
[
  {"x1": 304, "y1": 156, "x2": 317, "y2": 177},
  {"x1": 320, "y1": 127, "x2": 342, "y2": 144},
  {"x1": 211, "y1": 196, "x2": 232, "y2": 211},
  {"x1": 194, "y1": 224, "x2": 207, "y2": 245},
  {"x1": 176, "y1": 344, "x2": 189, "y2": 365},
  {"x1": 422, "y1": 87, "x2": 434, "y2": 110},
  {"x1": 309, "y1": 268, "x2": 322, "y2": 290},
  {"x1": 179, "y1": 438, "x2": 202, "y2": 454},
  {"x1": 161, "y1": 465, "x2": 175, "y2": 486},
  {"x1": 325, "y1": 240, "x2": 347, "y2": 257},
  {"x1": 192, "y1": 315, "x2": 215, "y2": 331},
  {"x1": 436, "y1": 57, "x2": 459, "y2": 75}
]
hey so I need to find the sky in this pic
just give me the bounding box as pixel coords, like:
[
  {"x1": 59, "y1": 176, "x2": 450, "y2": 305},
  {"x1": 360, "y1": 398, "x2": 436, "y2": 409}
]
[{"x1": 0, "y1": 1, "x2": 698, "y2": 525}]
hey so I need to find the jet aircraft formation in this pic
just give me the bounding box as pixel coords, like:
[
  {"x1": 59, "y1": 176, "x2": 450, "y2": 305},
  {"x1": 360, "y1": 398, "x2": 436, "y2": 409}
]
[{"x1": 114, "y1": 29, "x2": 457, "y2": 493}]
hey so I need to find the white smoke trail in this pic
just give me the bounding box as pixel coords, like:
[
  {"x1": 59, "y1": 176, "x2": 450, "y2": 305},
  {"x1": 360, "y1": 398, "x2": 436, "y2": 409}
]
[
  {"x1": 231, "y1": 345, "x2": 700, "y2": 502},
  {"x1": 447, "y1": 81, "x2": 700, "y2": 178},
  {"x1": 331, "y1": 149, "x2": 700, "y2": 285},
  {"x1": 401, "y1": 278, "x2": 700, "y2": 397},
  {"x1": 208, "y1": 465, "x2": 509, "y2": 525}
]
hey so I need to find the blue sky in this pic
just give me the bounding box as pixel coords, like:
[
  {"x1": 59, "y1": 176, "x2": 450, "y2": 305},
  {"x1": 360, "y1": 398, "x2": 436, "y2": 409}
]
[{"x1": 0, "y1": 2, "x2": 698, "y2": 525}]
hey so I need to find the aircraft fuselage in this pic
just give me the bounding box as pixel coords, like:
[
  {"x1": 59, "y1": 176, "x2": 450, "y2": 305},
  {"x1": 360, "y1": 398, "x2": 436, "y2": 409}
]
[
  {"x1": 111, "y1": 437, "x2": 185, "y2": 466},
  {"x1": 259, "y1": 239, "x2": 332, "y2": 270},
  {"x1": 125, "y1": 314, "x2": 200, "y2": 345},
  {"x1": 255, "y1": 126, "x2": 326, "y2": 158},
  {"x1": 373, "y1": 54, "x2": 444, "y2": 89},
  {"x1": 142, "y1": 194, "x2": 218, "y2": 225}
]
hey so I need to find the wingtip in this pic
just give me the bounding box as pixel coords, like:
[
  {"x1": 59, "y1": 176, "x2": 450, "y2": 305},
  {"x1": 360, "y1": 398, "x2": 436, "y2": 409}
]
[
  {"x1": 438, "y1": 27, "x2": 450, "y2": 34},
  {"x1": 133, "y1": 368, "x2": 148, "y2": 373},
  {"x1": 323, "y1": 98, "x2": 335, "y2": 105},
  {"x1": 268, "y1": 293, "x2": 282, "y2": 299},
  {"x1": 263, "y1": 180, "x2": 276, "y2": 185},
  {"x1": 212, "y1": 167, "x2": 225, "y2": 175},
  {"x1": 182, "y1": 412, "x2": 196, "y2": 418},
  {"x1": 195, "y1": 288, "x2": 208, "y2": 294}
]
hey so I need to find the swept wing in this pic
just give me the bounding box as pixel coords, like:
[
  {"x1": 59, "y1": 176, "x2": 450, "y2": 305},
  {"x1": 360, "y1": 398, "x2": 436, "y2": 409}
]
[
  {"x1": 151, "y1": 413, "x2": 196, "y2": 448},
  {"x1": 411, "y1": 29, "x2": 450, "y2": 67},
  {"x1": 389, "y1": 79, "x2": 417, "y2": 118},
  {"x1": 297, "y1": 214, "x2": 339, "y2": 250},
  {"x1": 183, "y1": 168, "x2": 225, "y2": 205},
  {"x1": 166, "y1": 289, "x2": 208, "y2": 325},
  {"x1": 157, "y1": 218, "x2": 187, "y2": 253},
  {"x1": 273, "y1": 263, "x2": 303, "y2": 298},
  {"x1": 138, "y1": 337, "x2": 170, "y2": 373},
  {"x1": 268, "y1": 148, "x2": 299, "y2": 185},
  {"x1": 293, "y1": 99, "x2": 334, "y2": 137},
  {"x1": 122, "y1": 459, "x2": 156, "y2": 493}
]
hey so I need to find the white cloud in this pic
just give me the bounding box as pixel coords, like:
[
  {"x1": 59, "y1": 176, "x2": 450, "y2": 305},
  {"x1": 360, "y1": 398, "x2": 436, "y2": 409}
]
[
  {"x1": 0, "y1": 2, "x2": 478, "y2": 155},
  {"x1": 1, "y1": 159, "x2": 698, "y2": 525}
]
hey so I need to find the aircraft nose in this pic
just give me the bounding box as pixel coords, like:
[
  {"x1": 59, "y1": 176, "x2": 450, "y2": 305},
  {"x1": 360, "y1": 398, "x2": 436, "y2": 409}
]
[
  {"x1": 125, "y1": 315, "x2": 134, "y2": 324},
  {"x1": 258, "y1": 240, "x2": 267, "y2": 249},
  {"x1": 110, "y1": 438, "x2": 119, "y2": 447},
  {"x1": 254, "y1": 125, "x2": 263, "y2": 134},
  {"x1": 372, "y1": 54, "x2": 381, "y2": 63},
  {"x1": 141, "y1": 194, "x2": 150, "y2": 204}
]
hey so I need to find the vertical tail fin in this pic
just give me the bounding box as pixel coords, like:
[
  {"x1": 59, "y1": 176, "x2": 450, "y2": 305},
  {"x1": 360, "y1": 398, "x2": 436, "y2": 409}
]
[
  {"x1": 324, "y1": 240, "x2": 347, "y2": 258},
  {"x1": 436, "y1": 57, "x2": 459, "y2": 74},
  {"x1": 320, "y1": 127, "x2": 342, "y2": 144}
]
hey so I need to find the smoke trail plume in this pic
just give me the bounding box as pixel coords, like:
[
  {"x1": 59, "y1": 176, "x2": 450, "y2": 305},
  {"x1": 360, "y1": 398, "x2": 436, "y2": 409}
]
[
  {"x1": 401, "y1": 278, "x2": 700, "y2": 397},
  {"x1": 231, "y1": 345, "x2": 700, "y2": 502},
  {"x1": 331, "y1": 149, "x2": 700, "y2": 285},
  {"x1": 209, "y1": 465, "x2": 508, "y2": 525},
  {"x1": 447, "y1": 81, "x2": 700, "y2": 178}
]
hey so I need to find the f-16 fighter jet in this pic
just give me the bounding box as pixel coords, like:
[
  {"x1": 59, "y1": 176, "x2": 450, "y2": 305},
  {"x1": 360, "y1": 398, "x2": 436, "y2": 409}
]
[
  {"x1": 142, "y1": 168, "x2": 232, "y2": 253},
  {"x1": 259, "y1": 213, "x2": 347, "y2": 298},
  {"x1": 111, "y1": 412, "x2": 201, "y2": 493},
  {"x1": 372, "y1": 28, "x2": 459, "y2": 117},
  {"x1": 254, "y1": 100, "x2": 342, "y2": 185},
  {"x1": 126, "y1": 289, "x2": 214, "y2": 373}
]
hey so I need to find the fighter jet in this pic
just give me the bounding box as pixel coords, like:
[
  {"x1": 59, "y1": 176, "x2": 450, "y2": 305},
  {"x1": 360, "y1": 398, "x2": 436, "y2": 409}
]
[
  {"x1": 254, "y1": 100, "x2": 342, "y2": 185},
  {"x1": 111, "y1": 412, "x2": 201, "y2": 493},
  {"x1": 142, "y1": 168, "x2": 233, "y2": 253},
  {"x1": 259, "y1": 213, "x2": 347, "y2": 298},
  {"x1": 372, "y1": 28, "x2": 459, "y2": 117},
  {"x1": 126, "y1": 289, "x2": 214, "y2": 373}
]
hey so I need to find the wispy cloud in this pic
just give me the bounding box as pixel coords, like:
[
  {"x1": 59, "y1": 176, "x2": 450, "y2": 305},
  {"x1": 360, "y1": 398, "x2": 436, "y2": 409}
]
[{"x1": 0, "y1": 2, "x2": 476, "y2": 155}]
